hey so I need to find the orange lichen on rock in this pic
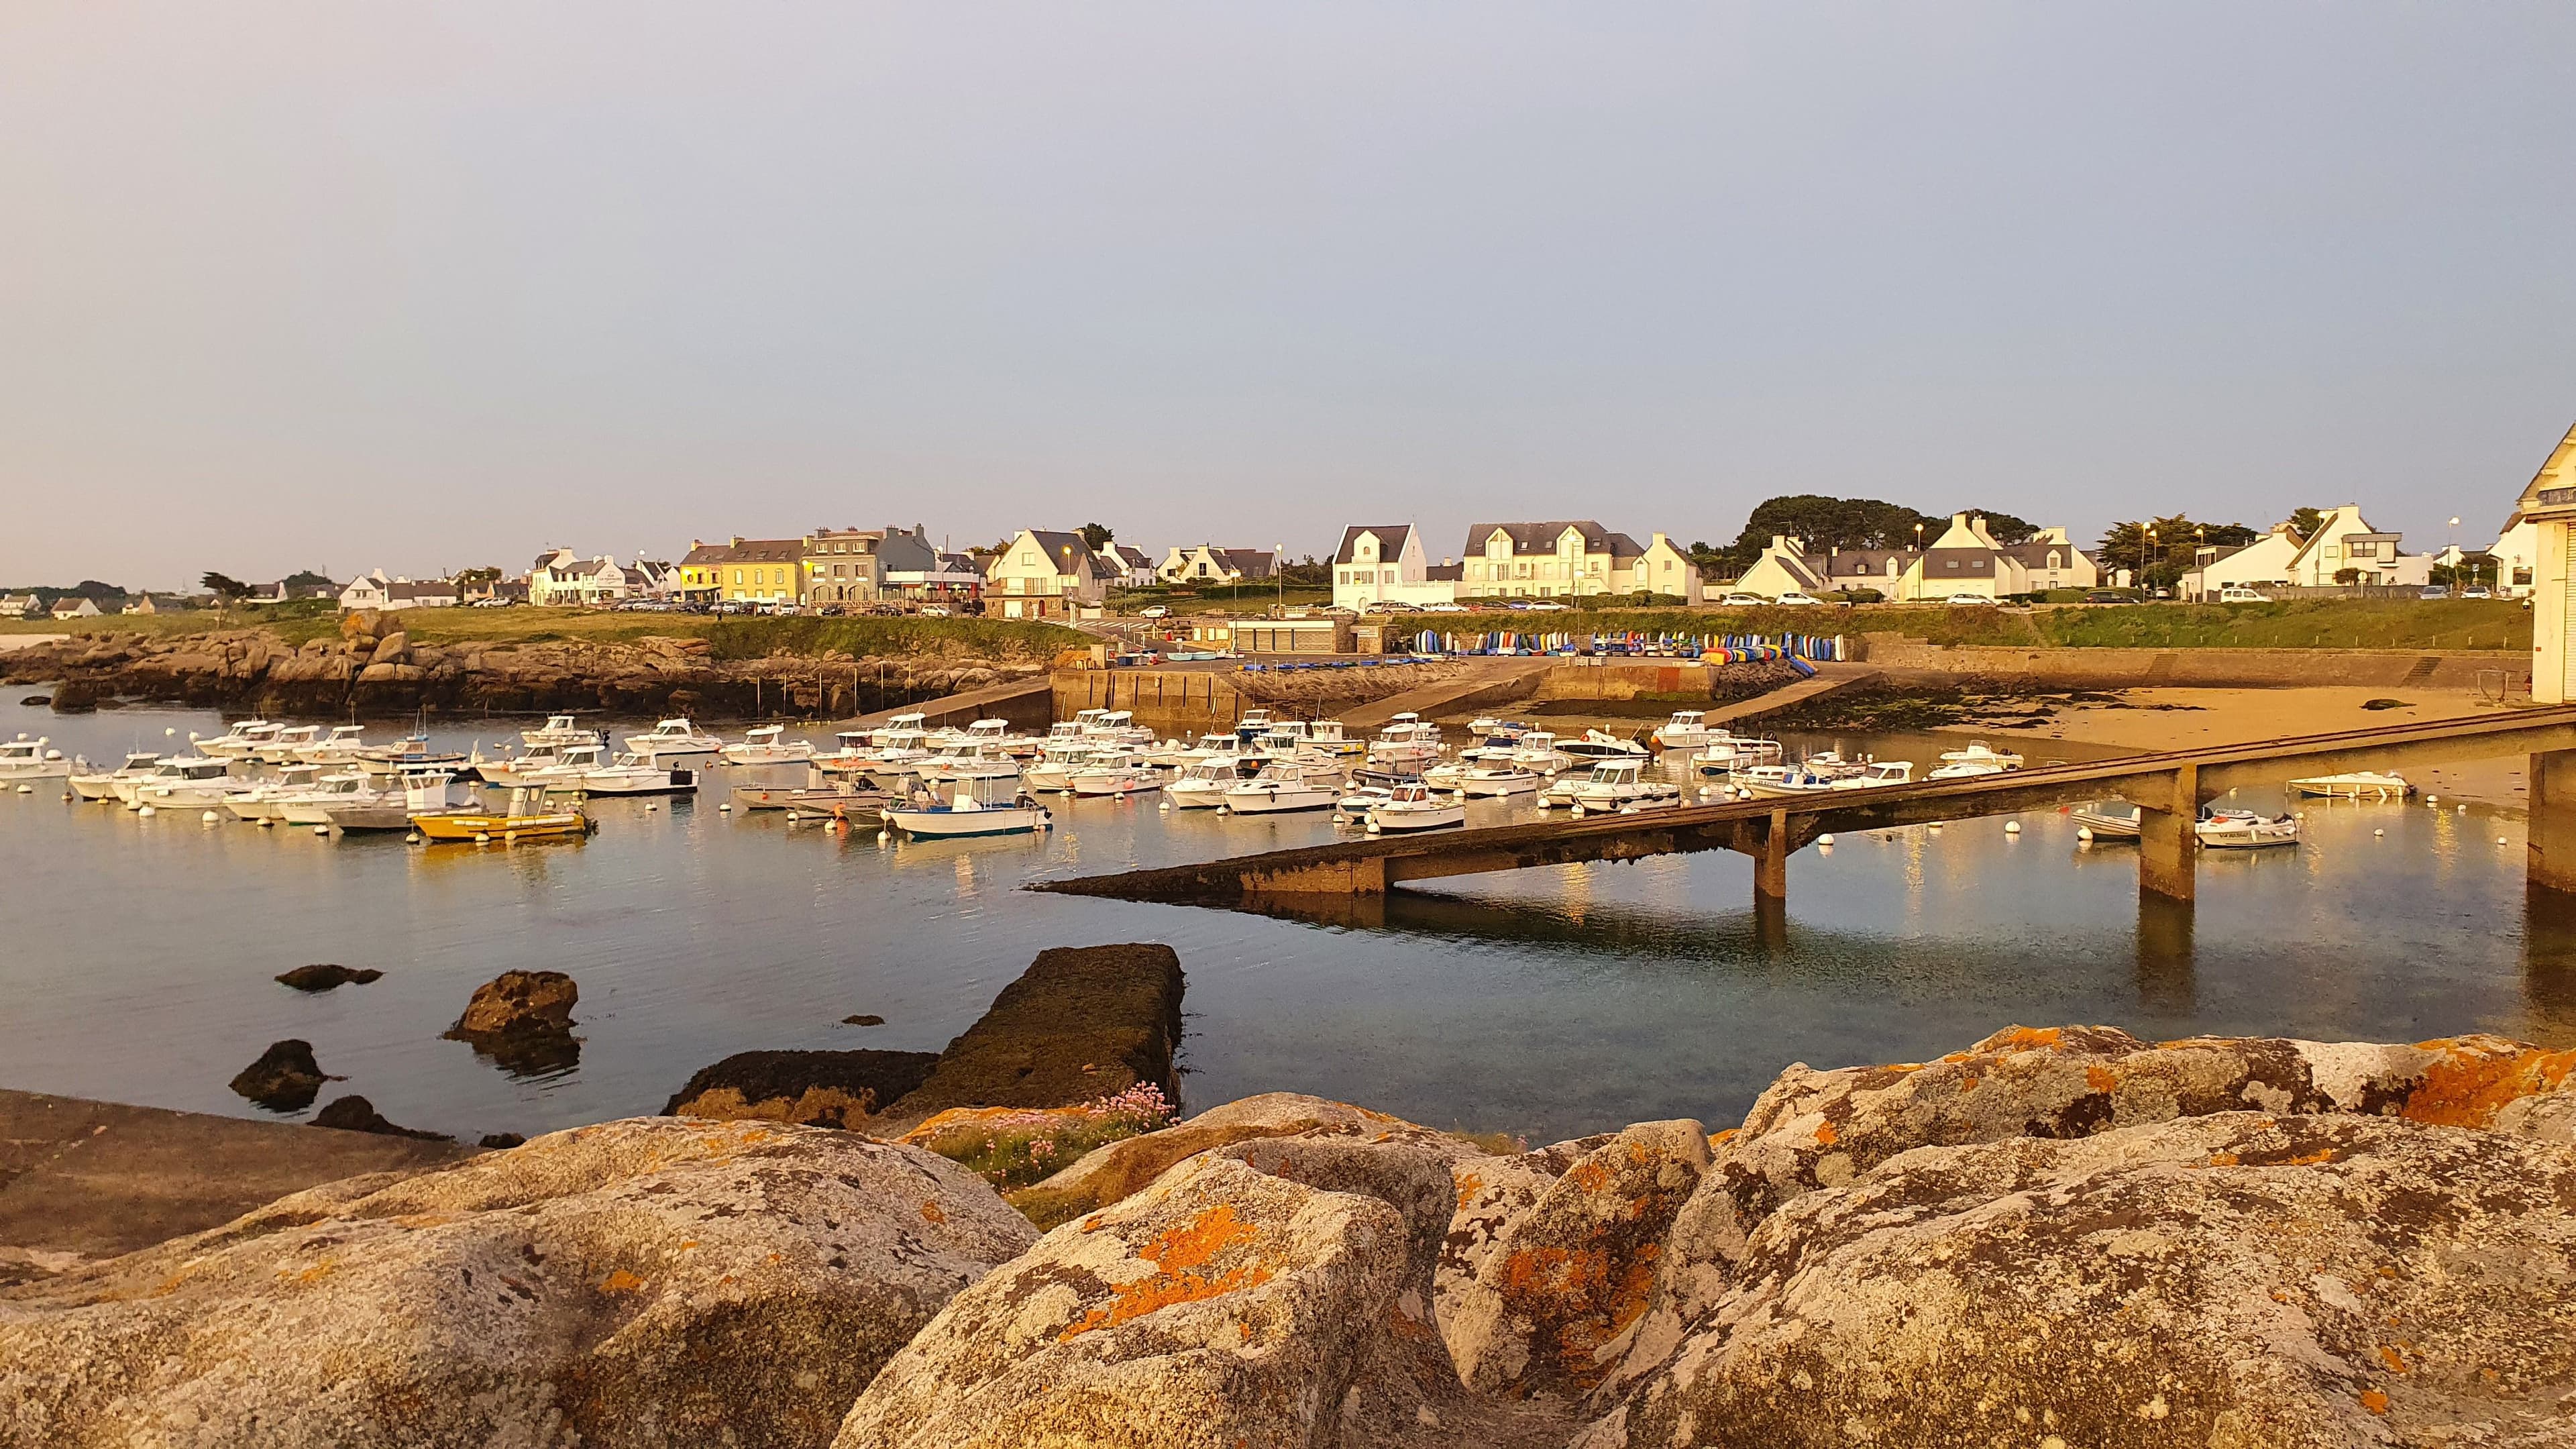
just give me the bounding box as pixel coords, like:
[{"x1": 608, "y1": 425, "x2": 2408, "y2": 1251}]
[
  {"x1": 1813, "y1": 1121, "x2": 1837, "y2": 1147},
  {"x1": 1992, "y1": 1027, "x2": 2065, "y2": 1052},
  {"x1": 2379, "y1": 1346, "x2": 2409, "y2": 1373},
  {"x1": 2086, "y1": 1066, "x2": 2119, "y2": 1093},
  {"x1": 920, "y1": 1201, "x2": 947, "y2": 1224},
  {"x1": 1057, "y1": 1203, "x2": 1274, "y2": 1342},
  {"x1": 2399, "y1": 1040, "x2": 2576, "y2": 1127},
  {"x1": 1454, "y1": 1171, "x2": 1485, "y2": 1211},
  {"x1": 1567, "y1": 1160, "x2": 1614, "y2": 1193},
  {"x1": 598, "y1": 1270, "x2": 645, "y2": 1294},
  {"x1": 2361, "y1": 1389, "x2": 2390, "y2": 1415}
]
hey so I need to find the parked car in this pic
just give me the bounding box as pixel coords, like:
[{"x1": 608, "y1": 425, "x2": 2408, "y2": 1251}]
[
  {"x1": 1718, "y1": 592, "x2": 1768, "y2": 607},
  {"x1": 1774, "y1": 591, "x2": 1825, "y2": 606},
  {"x1": 920, "y1": 604, "x2": 951, "y2": 617},
  {"x1": 1503, "y1": 600, "x2": 1534, "y2": 611},
  {"x1": 2461, "y1": 587, "x2": 2493, "y2": 600},
  {"x1": 2216, "y1": 586, "x2": 2269, "y2": 604},
  {"x1": 1138, "y1": 604, "x2": 1170, "y2": 619},
  {"x1": 1423, "y1": 601, "x2": 1468, "y2": 612},
  {"x1": 1526, "y1": 600, "x2": 1567, "y2": 612},
  {"x1": 2084, "y1": 590, "x2": 2130, "y2": 604},
  {"x1": 1945, "y1": 593, "x2": 1998, "y2": 606},
  {"x1": 2420, "y1": 586, "x2": 2451, "y2": 600}
]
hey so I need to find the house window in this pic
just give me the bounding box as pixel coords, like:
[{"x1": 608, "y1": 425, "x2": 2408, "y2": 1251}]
[
  {"x1": 2048, "y1": 550, "x2": 2061, "y2": 569},
  {"x1": 732, "y1": 570, "x2": 743, "y2": 585},
  {"x1": 1945, "y1": 560, "x2": 1959, "y2": 570}
]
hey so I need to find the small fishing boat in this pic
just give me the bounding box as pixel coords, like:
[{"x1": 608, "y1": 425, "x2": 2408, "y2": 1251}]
[
  {"x1": 624, "y1": 718, "x2": 724, "y2": 763},
  {"x1": 2288, "y1": 771, "x2": 2413, "y2": 800},
  {"x1": 294, "y1": 725, "x2": 371, "y2": 764},
  {"x1": 1554, "y1": 760, "x2": 1681, "y2": 814},
  {"x1": 1302, "y1": 720, "x2": 1362, "y2": 758},
  {"x1": 551, "y1": 750, "x2": 698, "y2": 798},
  {"x1": 1456, "y1": 765, "x2": 1542, "y2": 797},
  {"x1": 114, "y1": 755, "x2": 229, "y2": 808},
  {"x1": 472, "y1": 739, "x2": 582, "y2": 787},
  {"x1": 1937, "y1": 741, "x2": 2025, "y2": 770},
  {"x1": 1651, "y1": 710, "x2": 1717, "y2": 751},
  {"x1": 1169, "y1": 757, "x2": 1260, "y2": 809},
  {"x1": 871, "y1": 712, "x2": 930, "y2": 746},
  {"x1": 244, "y1": 724, "x2": 323, "y2": 764},
  {"x1": 1690, "y1": 734, "x2": 1783, "y2": 776},
  {"x1": 127, "y1": 757, "x2": 254, "y2": 810},
  {"x1": 1507, "y1": 732, "x2": 1575, "y2": 774},
  {"x1": 70, "y1": 751, "x2": 160, "y2": 800},
  {"x1": 720, "y1": 724, "x2": 814, "y2": 766},
  {"x1": 1735, "y1": 753, "x2": 1872, "y2": 797},
  {"x1": 783, "y1": 783, "x2": 901, "y2": 824},
  {"x1": 1556, "y1": 729, "x2": 1651, "y2": 763},
  {"x1": 1366, "y1": 715, "x2": 1444, "y2": 769},
  {"x1": 1022, "y1": 741, "x2": 1112, "y2": 793},
  {"x1": 884, "y1": 776, "x2": 1053, "y2": 838},
  {"x1": 1364, "y1": 783, "x2": 1465, "y2": 834},
  {"x1": 413, "y1": 785, "x2": 595, "y2": 843},
  {"x1": 2072, "y1": 801, "x2": 2142, "y2": 840},
  {"x1": 317, "y1": 769, "x2": 462, "y2": 832},
  {"x1": 914, "y1": 739, "x2": 1026, "y2": 787},
  {"x1": 353, "y1": 734, "x2": 468, "y2": 779},
  {"x1": 1069, "y1": 761, "x2": 1162, "y2": 797},
  {"x1": 191, "y1": 720, "x2": 279, "y2": 759},
  {"x1": 1333, "y1": 783, "x2": 1399, "y2": 823},
  {"x1": 223, "y1": 763, "x2": 330, "y2": 820},
  {"x1": 521, "y1": 714, "x2": 596, "y2": 748},
  {"x1": 1223, "y1": 760, "x2": 1342, "y2": 815},
  {"x1": 272, "y1": 771, "x2": 386, "y2": 826},
  {"x1": 2195, "y1": 808, "x2": 2299, "y2": 850},
  {"x1": 0, "y1": 735, "x2": 70, "y2": 780}
]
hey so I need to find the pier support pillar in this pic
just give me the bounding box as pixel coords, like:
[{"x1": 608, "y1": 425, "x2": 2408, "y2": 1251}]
[
  {"x1": 1754, "y1": 808, "x2": 1790, "y2": 906},
  {"x1": 2135, "y1": 763, "x2": 2199, "y2": 904},
  {"x1": 2529, "y1": 751, "x2": 2576, "y2": 896}
]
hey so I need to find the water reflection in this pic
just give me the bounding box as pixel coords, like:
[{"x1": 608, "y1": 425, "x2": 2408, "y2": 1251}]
[{"x1": 2134, "y1": 894, "x2": 2197, "y2": 1010}]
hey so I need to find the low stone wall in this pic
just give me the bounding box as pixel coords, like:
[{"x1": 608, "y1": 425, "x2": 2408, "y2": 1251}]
[{"x1": 1859, "y1": 634, "x2": 2528, "y2": 690}]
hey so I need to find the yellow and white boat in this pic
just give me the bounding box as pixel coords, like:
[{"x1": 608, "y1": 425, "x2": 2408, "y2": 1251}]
[{"x1": 411, "y1": 785, "x2": 594, "y2": 843}]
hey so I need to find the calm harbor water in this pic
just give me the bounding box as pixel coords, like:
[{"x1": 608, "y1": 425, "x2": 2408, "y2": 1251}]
[{"x1": 2, "y1": 697, "x2": 2567, "y2": 1145}]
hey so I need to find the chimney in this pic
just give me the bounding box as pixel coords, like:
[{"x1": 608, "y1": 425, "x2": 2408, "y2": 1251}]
[{"x1": 730, "y1": 536, "x2": 743, "y2": 548}]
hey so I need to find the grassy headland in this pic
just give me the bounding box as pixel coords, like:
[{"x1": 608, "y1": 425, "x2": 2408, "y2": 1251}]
[
  {"x1": 3, "y1": 604, "x2": 1087, "y2": 660},
  {"x1": 1411, "y1": 598, "x2": 2529, "y2": 652}
]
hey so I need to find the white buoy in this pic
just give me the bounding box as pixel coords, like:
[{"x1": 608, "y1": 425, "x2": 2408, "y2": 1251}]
[
  {"x1": 2499, "y1": 836, "x2": 2510, "y2": 845},
  {"x1": 313, "y1": 824, "x2": 329, "y2": 836},
  {"x1": 407, "y1": 831, "x2": 423, "y2": 843},
  {"x1": 257, "y1": 816, "x2": 273, "y2": 827},
  {"x1": 2373, "y1": 828, "x2": 2384, "y2": 837},
  {"x1": 2427, "y1": 796, "x2": 2438, "y2": 805},
  {"x1": 2004, "y1": 820, "x2": 2021, "y2": 835},
  {"x1": 13, "y1": 784, "x2": 28, "y2": 795},
  {"x1": 1928, "y1": 822, "x2": 1943, "y2": 834},
  {"x1": 474, "y1": 832, "x2": 491, "y2": 843},
  {"x1": 645, "y1": 802, "x2": 658, "y2": 811},
  {"x1": 1818, "y1": 833, "x2": 1835, "y2": 845},
  {"x1": 718, "y1": 802, "x2": 731, "y2": 812},
  {"x1": 138, "y1": 804, "x2": 156, "y2": 816},
  {"x1": 1365, "y1": 821, "x2": 1381, "y2": 835},
  {"x1": 2458, "y1": 804, "x2": 2469, "y2": 814},
  {"x1": 2077, "y1": 826, "x2": 2095, "y2": 841},
  {"x1": 1570, "y1": 803, "x2": 1586, "y2": 818},
  {"x1": 201, "y1": 810, "x2": 219, "y2": 823}
]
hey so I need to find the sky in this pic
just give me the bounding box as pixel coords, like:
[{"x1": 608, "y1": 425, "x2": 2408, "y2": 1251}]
[{"x1": 3, "y1": 4, "x2": 2571, "y2": 590}]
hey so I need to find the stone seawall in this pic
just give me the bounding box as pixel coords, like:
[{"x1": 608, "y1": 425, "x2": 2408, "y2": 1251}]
[{"x1": 1859, "y1": 634, "x2": 2527, "y2": 690}]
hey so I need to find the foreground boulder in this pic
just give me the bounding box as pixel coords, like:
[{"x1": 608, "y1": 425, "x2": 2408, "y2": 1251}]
[
  {"x1": 664, "y1": 1049, "x2": 941, "y2": 1130},
  {"x1": 879, "y1": 944, "x2": 1183, "y2": 1128},
  {"x1": 225, "y1": 1038, "x2": 335, "y2": 1112},
  {"x1": 443, "y1": 969, "x2": 581, "y2": 1075},
  {"x1": 0, "y1": 1116, "x2": 1037, "y2": 1449},
  {"x1": 1578, "y1": 1112, "x2": 2576, "y2": 1448},
  {"x1": 839, "y1": 1151, "x2": 1424, "y2": 1449}
]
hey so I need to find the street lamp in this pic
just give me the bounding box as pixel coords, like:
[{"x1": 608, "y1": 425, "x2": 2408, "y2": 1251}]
[{"x1": 2143, "y1": 526, "x2": 2157, "y2": 595}]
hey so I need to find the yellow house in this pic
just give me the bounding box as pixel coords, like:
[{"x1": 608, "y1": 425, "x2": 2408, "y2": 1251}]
[{"x1": 678, "y1": 537, "x2": 803, "y2": 604}]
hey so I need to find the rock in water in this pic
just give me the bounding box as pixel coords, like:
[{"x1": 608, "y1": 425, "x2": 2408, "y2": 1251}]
[
  {"x1": 0, "y1": 1117, "x2": 1038, "y2": 1449},
  {"x1": 310, "y1": 1095, "x2": 449, "y2": 1141},
  {"x1": 477, "y1": 1132, "x2": 526, "y2": 1150},
  {"x1": 443, "y1": 969, "x2": 580, "y2": 1075},
  {"x1": 1579, "y1": 1113, "x2": 2576, "y2": 1449},
  {"x1": 841, "y1": 1014, "x2": 886, "y2": 1027},
  {"x1": 878, "y1": 943, "x2": 1183, "y2": 1128},
  {"x1": 225, "y1": 1039, "x2": 336, "y2": 1112},
  {"x1": 663, "y1": 1049, "x2": 941, "y2": 1130},
  {"x1": 274, "y1": 963, "x2": 383, "y2": 992},
  {"x1": 17, "y1": 695, "x2": 49, "y2": 706}
]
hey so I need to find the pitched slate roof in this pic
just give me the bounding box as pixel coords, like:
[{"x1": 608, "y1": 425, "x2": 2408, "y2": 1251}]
[
  {"x1": 1462, "y1": 521, "x2": 1621, "y2": 556},
  {"x1": 1334, "y1": 525, "x2": 1412, "y2": 564}
]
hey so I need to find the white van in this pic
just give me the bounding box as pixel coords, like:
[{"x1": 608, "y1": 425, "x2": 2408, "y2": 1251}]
[{"x1": 2216, "y1": 586, "x2": 2269, "y2": 604}]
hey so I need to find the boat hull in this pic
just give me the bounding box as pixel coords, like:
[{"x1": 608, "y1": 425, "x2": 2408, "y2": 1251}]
[
  {"x1": 1223, "y1": 790, "x2": 1338, "y2": 814},
  {"x1": 1365, "y1": 806, "x2": 1465, "y2": 832},
  {"x1": 412, "y1": 811, "x2": 594, "y2": 842},
  {"x1": 885, "y1": 806, "x2": 1049, "y2": 838}
]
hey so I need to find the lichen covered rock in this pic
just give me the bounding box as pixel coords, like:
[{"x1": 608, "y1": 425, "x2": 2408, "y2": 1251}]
[
  {"x1": 665, "y1": 1048, "x2": 941, "y2": 1130},
  {"x1": 0, "y1": 1116, "x2": 1036, "y2": 1449},
  {"x1": 1578, "y1": 1111, "x2": 2576, "y2": 1449}
]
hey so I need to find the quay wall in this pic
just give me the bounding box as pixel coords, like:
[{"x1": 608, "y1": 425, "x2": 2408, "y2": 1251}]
[
  {"x1": 1856, "y1": 637, "x2": 2527, "y2": 691},
  {"x1": 1053, "y1": 667, "x2": 1252, "y2": 737}
]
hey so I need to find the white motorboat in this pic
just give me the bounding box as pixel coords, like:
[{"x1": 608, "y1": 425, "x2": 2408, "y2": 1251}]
[
  {"x1": 1937, "y1": 741, "x2": 2025, "y2": 770},
  {"x1": 472, "y1": 739, "x2": 580, "y2": 787},
  {"x1": 869, "y1": 712, "x2": 930, "y2": 746},
  {"x1": 1022, "y1": 741, "x2": 1112, "y2": 793},
  {"x1": 624, "y1": 718, "x2": 724, "y2": 762},
  {"x1": 1303, "y1": 720, "x2": 1362, "y2": 758},
  {"x1": 2072, "y1": 801, "x2": 2142, "y2": 841},
  {"x1": 1365, "y1": 783, "x2": 1465, "y2": 834},
  {"x1": 1073, "y1": 708, "x2": 1156, "y2": 746},
  {"x1": 318, "y1": 769, "x2": 465, "y2": 832},
  {"x1": 272, "y1": 772, "x2": 385, "y2": 825},
  {"x1": 1735, "y1": 753, "x2": 1880, "y2": 798},
  {"x1": 1690, "y1": 734, "x2": 1784, "y2": 776},
  {"x1": 2288, "y1": 771, "x2": 2413, "y2": 800},
  {"x1": 191, "y1": 720, "x2": 278, "y2": 759},
  {"x1": 951, "y1": 718, "x2": 1040, "y2": 757},
  {"x1": 1366, "y1": 715, "x2": 1444, "y2": 769},
  {"x1": 1223, "y1": 760, "x2": 1342, "y2": 814},
  {"x1": 223, "y1": 764, "x2": 329, "y2": 820},
  {"x1": 1507, "y1": 732, "x2": 1575, "y2": 774},
  {"x1": 0, "y1": 735, "x2": 69, "y2": 780},
  {"x1": 129, "y1": 757, "x2": 254, "y2": 810},
  {"x1": 722, "y1": 724, "x2": 816, "y2": 766},
  {"x1": 1232, "y1": 708, "x2": 1275, "y2": 740},
  {"x1": 2196, "y1": 808, "x2": 2299, "y2": 849},
  {"x1": 1611, "y1": 794, "x2": 1684, "y2": 815},
  {"x1": 1456, "y1": 722, "x2": 1533, "y2": 764},
  {"x1": 1557, "y1": 760, "x2": 1681, "y2": 814},
  {"x1": 1069, "y1": 763, "x2": 1162, "y2": 797},
  {"x1": 353, "y1": 734, "x2": 468, "y2": 779},
  {"x1": 560, "y1": 751, "x2": 699, "y2": 797},
  {"x1": 521, "y1": 714, "x2": 595, "y2": 748},
  {"x1": 1421, "y1": 761, "x2": 1467, "y2": 788},
  {"x1": 914, "y1": 739, "x2": 1022, "y2": 787},
  {"x1": 244, "y1": 724, "x2": 324, "y2": 764},
  {"x1": 1927, "y1": 757, "x2": 2017, "y2": 782},
  {"x1": 1557, "y1": 729, "x2": 1651, "y2": 763},
  {"x1": 1169, "y1": 757, "x2": 1259, "y2": 808},
  {"x1": 885, "y1": 776, "x2": 1052, "y2": 838},
  {"x1": 70, "y1": 751, "x2": 160, "y2": 800},
  {"x1": 858, "y1": 727, "x2": 933, "y2": 773},
  {"x1": 1333, "y1": 783, "x2": 1398, "y2": 822},
  {"x1": 113, "y1": 755, "x2": 224, "y2": 806},
  {"x1": 1457, "y1": 765, "x2": 1542, "y2": 797},
  {"x1": 1652, "y1": 710, "x2": 1718, "y2": 751},
  {"x1": 294, "y1": 725, "x2": 371, "y2": 764}
]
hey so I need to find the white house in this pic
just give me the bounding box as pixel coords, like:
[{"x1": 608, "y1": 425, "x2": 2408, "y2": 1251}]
[
  {"x1": 1331, "y1": 525, "x2": 1458, "y2": 610},
  {"x1": 1158, "y1": 545, "x2": 1277, "y2": 585},
  {"x1": 985, "y1": 529, "x2": 1109, "y2": 619},
  {"x1": 2178, "y1": 523, "x2": 2308, "y2": 600},
  {"x1": 1, "y1": 594, "x2": 41, "y2": 619},
  {"x1": 2510, "y1": 421, "x2": 2576, "y2": 702},
  {"x1": 48, "y1": 595, "x2": 100, "y2": 619},
  {"x1": 1732, "y1": 515, "x2": 2095, "y2": 602},
  {"x1": 340, "y1": 570, "x2": 462, "y2": 611},
  {"x1": 2279, "y1": 506, "x2": 2431, "y2": 588},
  {"x1": 2471, "y1": 515, "x2": 2539, "y2": 598},
  {"x1": 1094, "y1": 542, "x2": 1160, "y2": 589},
  {"x1": 527, "y1": 550, "x2": 651, "y2": 606},
  {"x1": 1454, "y1": 522, "x2": 1704, "y2": 602}
]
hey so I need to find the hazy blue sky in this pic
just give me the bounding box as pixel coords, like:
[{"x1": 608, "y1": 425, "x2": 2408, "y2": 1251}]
[{"x1": 4, "y1": 3, "x2": 2571, "y2": 588}]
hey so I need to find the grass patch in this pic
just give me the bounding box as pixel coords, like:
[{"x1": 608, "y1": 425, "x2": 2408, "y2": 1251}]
[
  {"x1": 700, "y1": 615, "x2": 1085, "y2": 661},
  {"x1": 2030, "y1": 599, "x2": 2528, "y2": 651},
  {"x1": 909, "y1": 1085, "x2": 1176, "y2": 1191},
  {"x1": 9, "y1": 606, "x2": 1087, "y2": 661}
]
